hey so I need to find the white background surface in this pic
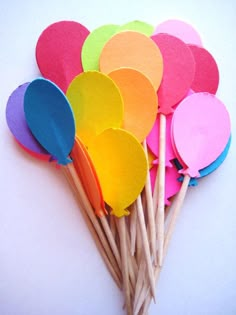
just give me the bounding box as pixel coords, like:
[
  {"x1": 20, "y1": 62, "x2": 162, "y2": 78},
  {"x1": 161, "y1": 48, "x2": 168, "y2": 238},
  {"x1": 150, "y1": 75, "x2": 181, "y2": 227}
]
[{"x1": 0, "y1": 1, "x2": 236, "y2": 314}]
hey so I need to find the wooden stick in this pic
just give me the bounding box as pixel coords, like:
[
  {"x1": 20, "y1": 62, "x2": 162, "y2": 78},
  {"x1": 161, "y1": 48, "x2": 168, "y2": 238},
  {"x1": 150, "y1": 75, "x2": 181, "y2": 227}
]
[
  {"x1": 117, "y1": 217, "x2": 132, "y2": 315},
  {"x1": 109, "y1": 213, "x2": 117, "y2": 240},
  {"x1": 134, "y1": 175, "x2": 190, "y2": 314},
  {"x1": 130, "y1": 203, "x2": 138, "y2": 256},
  {"x1": 136, "y1": 195, "x2": 156, "y2": 302},
  {"x1": 100, "y1": 215, "x2": 121, "y2": 268},
  {"x1": 143, "y1": 140, "x2": 157, "y2": 264},
  {"x1": 66, "y1": 163, "x2": 121, "y2": 280},
  {"x1": 63, "y1": 167, "x2": 122, "y2": 289},
  {"x1": 156, "y1": 113, "x2": 166, "y2": 266},
  {"x1": 133, "y1": 257, "x2": 146, "y2": 309}
]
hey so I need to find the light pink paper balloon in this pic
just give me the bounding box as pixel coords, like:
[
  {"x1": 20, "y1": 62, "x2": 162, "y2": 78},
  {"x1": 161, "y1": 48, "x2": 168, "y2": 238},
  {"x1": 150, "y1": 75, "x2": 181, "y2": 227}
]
[
  {"x1": 150, "y1": 162, "x2": 181, "y2": 205},
  {"x1": 172, "y1": 92, "x2": 231, "y2": 178},
  {"x1": 154, "y1": 19, "x2": 202, "y2": 47},
  {"x1": 147, "y1": 114, "x2": 176, "y2": 167}
]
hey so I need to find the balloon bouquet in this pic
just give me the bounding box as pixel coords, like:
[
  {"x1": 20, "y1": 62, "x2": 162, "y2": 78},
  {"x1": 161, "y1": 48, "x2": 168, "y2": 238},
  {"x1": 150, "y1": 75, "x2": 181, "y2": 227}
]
[{"x1": 6, "y1": 19, "x2": 231, "y2": 315}]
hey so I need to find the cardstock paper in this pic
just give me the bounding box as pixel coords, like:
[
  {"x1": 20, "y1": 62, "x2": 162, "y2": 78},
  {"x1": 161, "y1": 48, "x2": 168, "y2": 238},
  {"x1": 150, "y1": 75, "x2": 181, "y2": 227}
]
[
  {"x1": 82, "y1": 24, "x2": 120, "y2": 71},
  {"x1": 88, "y1": 128, "x2": 148, "y2": 218},
  {"x1": 177, "y1": 135, "x2": 232, "y2": 185},
  {"x1": 171, "y1": 93, "x2": 231, "y2": 177},
  {"x1": 66, "y1": 71, "x2": 124, "y2": 147},
  {"x1": 108, "y1": 68, "x2": 158, "y2": 142},
  {"x1": 154, "y1": 19, "x2": 202, "y2": 46},
  {"x1": 147, "y1": 114, "x2": 175, "y2": 167},
  {"x1": 100, "y1": 31, "x2": 163, "y2": 91},
  {"x1": 119, "y1": 20, "x2": 154, "y2": 36},
  {"x1": 36, "y1": 21, "x2": 90, "y2": 93},
  {"x1": 24, "y1": 78, "x2": 75, "y2": 165},
  {"x1": 189, "y1": 45, "x2": 219, "y2": 94},
  {"x1": 151, "y1": 33, "x2": 196, "y2": 115},
  {"x1": 150, "y1": 162, "x2": 181, "y2": 205},
  {"x1": 71, "y1": 137, "x2": 106, "y2": 217},
  {"x1": 6, "y1": 82, "x2": 50, "y2": 159}
]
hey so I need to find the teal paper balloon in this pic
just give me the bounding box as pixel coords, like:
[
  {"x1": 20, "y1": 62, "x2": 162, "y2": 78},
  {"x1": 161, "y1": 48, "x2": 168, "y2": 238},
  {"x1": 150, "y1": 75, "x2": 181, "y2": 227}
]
[{"x1": 24, "y1": 78, "x2": 75, "y2": 165}]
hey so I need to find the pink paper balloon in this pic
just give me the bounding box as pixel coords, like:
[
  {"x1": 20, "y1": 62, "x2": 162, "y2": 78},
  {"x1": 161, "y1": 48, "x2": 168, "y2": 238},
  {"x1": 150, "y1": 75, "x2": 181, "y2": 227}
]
[
  {"x1": 154, "y1": 19, "x2": 202, "y2": 47},
  {"x1": 172, "y1": 93, "x2": 231, "y2": 178},
  {"x1": 150, "y1": 162, "x2": 181, "y2": 205},
  {"x1": 146, "y1": 114, "x2": 176, "y2": 167},
  {"x1": 151, "y1": 33, "x2": 196, "y2": 115}
]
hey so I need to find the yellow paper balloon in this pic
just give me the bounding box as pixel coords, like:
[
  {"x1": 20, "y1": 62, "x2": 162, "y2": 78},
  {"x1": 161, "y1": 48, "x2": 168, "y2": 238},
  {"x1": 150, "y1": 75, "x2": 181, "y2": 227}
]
[
  {"x1": 66, "y1": 71, "x2": 124, "y2": 146},
  {"x1": 88, "y1": 128, "x2": 148, "y2": 217},
  {"x1": 109, "y1": 68, "x2": 158, "y2": 142}
]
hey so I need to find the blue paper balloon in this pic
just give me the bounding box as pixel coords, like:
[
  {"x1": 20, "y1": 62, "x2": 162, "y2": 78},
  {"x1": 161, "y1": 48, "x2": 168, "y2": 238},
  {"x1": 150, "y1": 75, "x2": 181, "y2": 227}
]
[
  {"x1": 176, "y1": 135, "x2": 231, "y2": 186},
  {"x1": 24, "y1": 78, "x2": 75, "y2": 165}
]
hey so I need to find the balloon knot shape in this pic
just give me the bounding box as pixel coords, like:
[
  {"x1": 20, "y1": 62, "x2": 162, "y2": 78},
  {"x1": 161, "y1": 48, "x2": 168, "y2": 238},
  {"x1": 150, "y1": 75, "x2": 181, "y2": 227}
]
[
  {"x1": 110, "y1": 208, "x2": 130, "y2": 218},
  {"x1": 178, "y1": 176, "x2": 198, "y2": 187},
  {"x1": 95, "y1": 207, "x2": 108, "y2": 218},
  {"x1": 180, "y1": 167, "x2": 200, "y2": 178},
  {"x1": 158, "y1": 106, "x2": 174, "y2": 116},
  {"x1": 57, "y1": 156, "x2": 73, "y2": 166}
]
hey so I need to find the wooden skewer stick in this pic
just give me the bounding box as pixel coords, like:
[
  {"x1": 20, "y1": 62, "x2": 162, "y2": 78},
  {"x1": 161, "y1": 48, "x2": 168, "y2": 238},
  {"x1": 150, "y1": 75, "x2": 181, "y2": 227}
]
[
  {"x1": 66, "y1": 163, "x2": 121, "y2": 280},
  {"x1": 117, "y1": 217, "x2": 132, "y2": 315},
  {"x1": 133, "y1": 257, "x2": 146, "y2": 309},
  {"x1": 155, "y1": 113, "x2": 166, "y2": 266},
  {"x1": 136, "y1": 195, "x2": 156, "y2": 302},
  {"x1": 109, "y1": 213, "x2": 117, "y2": 240},
  {"x1": 134, "y1": 175, "x2": 190, "y2": 314},
  {"x1": 143, "y1": 140, "x2": 157, "y2": 264},
  {"x1": 100, "y1": 215, "x2": 121, "y2": 268},
  {"x1": 63, "y1": 167, "x2": 122, "y2": 289},
  {"x1": 130, "y1": 203, "x2": 138, "y2": 256}
]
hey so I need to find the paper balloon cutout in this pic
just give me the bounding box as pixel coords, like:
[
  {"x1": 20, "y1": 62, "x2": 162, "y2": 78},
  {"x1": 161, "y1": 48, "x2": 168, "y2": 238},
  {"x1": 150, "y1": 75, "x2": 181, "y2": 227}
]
[
  {"x1": 177, "y1": 135, "x2": 232, "y2": 185},
  {"x1": 151, "y1": 33, "x2": 196, "y2": 115},
  {"x1": 36, "y1": 21, "x2": 90, "y2": 92},
  {"x1": 147, "y1": 114, "x2": 176, "y2": 167},
  {"x1": 108, "y1": 68, "x2": 157, "y2": 142},
  {"x1": 100, "y1": 31, "x2": 163, "y2": 90},
  {"x1": 82, "y1": 24, "x2": 119, "y2": 71},
  {"x1": 71, "y1": 137, "x2": 106, "y2": 217},
  {"x1": 172, "y1": 92, "x2": 231, "y2": 177},
  {"x1": 24, "y1": 78, "x2": 75, "y2": 165},
  {"x1": 150, "y1": 162, "x2": 181, "y2": 205},
  {"x1": 6, "y1": 82, "x2": 50, "y2": 160},
  {"x1": 66, "y1": 71, "x2": 124, "y2": 147},
  {"x1": 154, "y1": 19, "x2": 202, "y2": 46},
  {"x1": 119, "y1": 20, "x2": 154, "y2": 36},
  {"x1": 189, "y1": 45, "x2": 219, "y2": 94},
  {"x1": 88, "y1": 128, "x2": 148, "y2": 217}
]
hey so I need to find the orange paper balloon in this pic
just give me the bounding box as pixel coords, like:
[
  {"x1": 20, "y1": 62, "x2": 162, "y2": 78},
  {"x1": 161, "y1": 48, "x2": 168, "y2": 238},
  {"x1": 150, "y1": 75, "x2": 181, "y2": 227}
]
[
  {"x1": 109, "y1": 68, "x2": 158, "y2": 142},
  {"x1": 100, "y1": 31, "x2": 163, "y2": 90},
  {"x1": 71, "y1": 137, "x2": 106, "y2": 217}
]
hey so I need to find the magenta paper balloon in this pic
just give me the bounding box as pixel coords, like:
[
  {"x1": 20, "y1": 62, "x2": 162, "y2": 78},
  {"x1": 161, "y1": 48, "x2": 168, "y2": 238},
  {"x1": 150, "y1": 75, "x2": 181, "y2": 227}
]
[
  {"x1": 151, "y1": 33, "x2": 196, "y2": 115},
  {"x1": 147, "y1": 114, "x2": 176, "y2": 167},
  {"x1": 150, "y1": 162, "x2": 181, "y2": 205},
  {"x1": 172, "y1": 92, "x2": 231, "y2": 178},
  {"x1": 154, "y1": 19, "x2": 202, "y2": 47}
]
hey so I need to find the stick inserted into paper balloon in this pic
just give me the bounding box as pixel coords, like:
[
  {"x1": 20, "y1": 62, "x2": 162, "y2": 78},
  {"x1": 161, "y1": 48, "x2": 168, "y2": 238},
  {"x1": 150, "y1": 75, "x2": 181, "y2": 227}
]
[
  {"x1": 88, "y1": 128, "x2": 151, "y2": 315},
  {"x1": 108, "y1": 67, "x2": 158, "y2": 264},
  {"x1": 23, "y1": 78, "x2": 121, "y2": 282},
  {"x1": 151, "y1": 33, "x2": 196, "y2": 266}
]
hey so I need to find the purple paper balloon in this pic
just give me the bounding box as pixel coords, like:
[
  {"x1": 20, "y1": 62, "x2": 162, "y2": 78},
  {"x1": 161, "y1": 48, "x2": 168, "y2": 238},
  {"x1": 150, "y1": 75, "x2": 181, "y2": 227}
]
[{"x1": 6, "y1": 83, "x2": 49, "y2": 156}]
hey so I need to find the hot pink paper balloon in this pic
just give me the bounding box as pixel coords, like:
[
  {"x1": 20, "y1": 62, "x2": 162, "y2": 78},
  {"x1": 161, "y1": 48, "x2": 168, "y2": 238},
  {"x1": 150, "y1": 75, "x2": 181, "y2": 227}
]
[
  {"x1": 36, "y1": 21, "x2": 90, "y2": 92},
  {"x1": 146, "y1": 114, "x2": 176, "y2": 167},
  {"x1": 188, "y1": 45, "x2": 219, "y2": 94},
  {"x1": 172, "y1": 92, "x2": 231, "y2": 178},
  {"x1": 151, "y1": 33, "x2": 196, "y2": 115},
  {"x1": 154, "y1": 19, "x2": 202, "y2": 47},
  {"x1": 150, "y1": 162, "x2": 181, "y2": 205}
]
